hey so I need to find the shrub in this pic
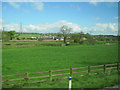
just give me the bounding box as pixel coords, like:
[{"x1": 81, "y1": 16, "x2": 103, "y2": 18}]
[
  {"x1": 79, "y1": 40, "x2": 84, "y2": 44},
  {"x1": 2, "y1": 31, "x2": 10, "y2": 42},
  {"x1": 87, "y1": 37, "x2": 96, "y2": 45},
  {"x1": 22, "y1": 37, "x2": 25, "y2": 40},
  {"x1": 17, "y1": 38, "x2": 20, "y2": 40}
]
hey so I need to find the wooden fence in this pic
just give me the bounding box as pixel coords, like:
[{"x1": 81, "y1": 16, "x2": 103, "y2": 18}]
[{"x1": 2, "y1": 63, "x2": 120, "y2": 85}]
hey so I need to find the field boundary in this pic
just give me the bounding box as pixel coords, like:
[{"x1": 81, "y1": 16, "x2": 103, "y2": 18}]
[{"x1": 2, "y1": 63, "x2": 120, "y2": 85}]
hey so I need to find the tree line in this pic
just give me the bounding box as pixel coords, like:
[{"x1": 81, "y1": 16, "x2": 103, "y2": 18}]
[
  {"x1": 59, "y1": 25, "x2": 118, "y2": 45},
  {"x1": 1, "y1": 25, "x2": 118, "y2": 45},
  {"x1": 2, "y1": 31, "x2": 20, "y2": 41}
]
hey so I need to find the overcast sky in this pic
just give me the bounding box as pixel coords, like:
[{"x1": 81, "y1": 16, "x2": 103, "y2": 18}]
[{"x1": 1, "y1": 2, "x2": 118, "y2": 35}]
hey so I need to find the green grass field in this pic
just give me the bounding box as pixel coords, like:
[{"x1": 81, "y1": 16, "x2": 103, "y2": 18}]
[
  {"x1": 2, "y1": 45, "x2": 118, "y2": 75},
  {"x1": 2, "y1": 44, "x2": 119, "y2": 88},
  {"x1": 21, "y1": 72, "x2": 119, "y2": 88}
]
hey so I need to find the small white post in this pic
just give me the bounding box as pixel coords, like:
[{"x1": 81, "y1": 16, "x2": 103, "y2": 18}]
[{"x1": 69, "y1": 77, "x2": 72, "y2": 90}]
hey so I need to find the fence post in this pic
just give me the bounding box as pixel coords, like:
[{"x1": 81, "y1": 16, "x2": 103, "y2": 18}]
[
  {"x1": 88, "y1": 66, "x2": 91, "y2": 73},
  {"x1": 70, "y1": 68, "x2": 73, "y2": 77},
  {"x1": 49, "y1": 70, "x2": 52, "y2": 81},
  {"x1": 117, "y1": 62, "x2": 119, "y2": 71},
  {"x1": 104, "y1": 64, "x2": 106, "y2": 73},
  {"x1": 69, "y1": 77, "x2": 72, "y2": 90},
  {"x1": 25, "y1": 72, "x2": 29, "y2": 83}
]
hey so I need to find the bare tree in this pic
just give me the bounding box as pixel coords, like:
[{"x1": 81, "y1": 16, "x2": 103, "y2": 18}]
[{"x1": 60, "y1": 25, "x2": 72, "y2": 44}]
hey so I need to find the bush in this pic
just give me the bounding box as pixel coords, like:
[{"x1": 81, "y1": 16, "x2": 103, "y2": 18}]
[
  {"x1": 79, "y1": 40, "x2": 84, "y2": 44},
  {"x1": 2, "y1": 31, "x2": 10, "y2": 42},
  {"x1": 17, "y1": 38, "x2": 20, "y2": 40},
  {"x1": 87, "y1": 37, "x2": 96, "y2": 45},
  {"x1": 22, "y1": 37, "x2": 25, "y2": 40},
  {"x1": 5, "y1": 43, "x2": 11, "y2": 45}
]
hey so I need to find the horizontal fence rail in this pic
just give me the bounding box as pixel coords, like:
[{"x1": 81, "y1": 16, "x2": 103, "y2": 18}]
[
  {"x1": 2, "y1": 73, "x2": 26, "y2": 77},
  {"x1": 2, "y1": 62, "x2": 120, "y2": 85}
]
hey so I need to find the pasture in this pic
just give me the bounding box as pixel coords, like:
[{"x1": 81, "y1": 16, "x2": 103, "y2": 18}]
[
  {"x1": 2, "y1": 45, "x2": 118, "y2": 75},
  {"x1": 2, "y1": 44, "x2": 119, "y2": 88}
]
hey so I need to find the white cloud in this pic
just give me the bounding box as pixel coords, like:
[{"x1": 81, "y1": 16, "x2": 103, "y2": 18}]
[
  {"x1": 114, "y1": 17, "x2": 118, "y2": 20},
  {"x1": 8, "y1": 2, "x2": 20, "y2": 8},
  {"x1": 90, "y1": 23, "x2": 118, "y2": 35},
  {"x1": 1, "y1": 20, "x2": 82, "y2": 33},
  {"x1": 7, "y1": 2, "x2": 44, "y2": 12},
  {"x1": 3, "y1": 24, "x2": 20, "y2": 31},
  {"x1": 32, "y1": 2, "x2": 44, "y2": 11},
  {"x1": 90, "y1": 17, "x2": 101, "y2": 20},
  {"x1": 89, "y1": 2, "x2": 98, "y2": 6},
  {"x1": 96, "y1": 17, "x2": 100, "y2": 20},
  {"x1": 2, "y1": 21, "x2": 118, "y2": 35}
]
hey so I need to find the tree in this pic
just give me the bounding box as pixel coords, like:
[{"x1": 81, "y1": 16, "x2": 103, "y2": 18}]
[
  {"x1": 57, "y1": 33, "x2": 63, "y2": 38},
  {"x1": 84, "y1": 33, "x2": 90, "y2": 39},
  {"x1": 2, "y1": 31, "x2": 10, "y2": 42},
  {"x1": 8, "y1": 31, "x2": 15, "y2": 40},
  {"x1": 60, "y1": 25, "x2": 72, "y2": 44},
  {"x1": 14, "y1": 34, "x2": 20, "y2": 40},
  {"x1": 79, "y1": 32, "x2": 84, "y2": 44},
  {"x1": 71, "y1": 32, "x2": 85, "y2": 44},
  {"x1": 87, "y1": 36, "x2": 96, "y2": 45},
  {"x1": 84, "y1": 33, "x2": 96, "y2": 45},
  {"x1": 0, "y1": 31, "x2": 2, "y2": 40},
  {"x1": 99, "y1": 35, "x2": 105, "y2": 41},
  {"x1": 71, "y1": 33, "x2": 80, "y2": 43}
]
